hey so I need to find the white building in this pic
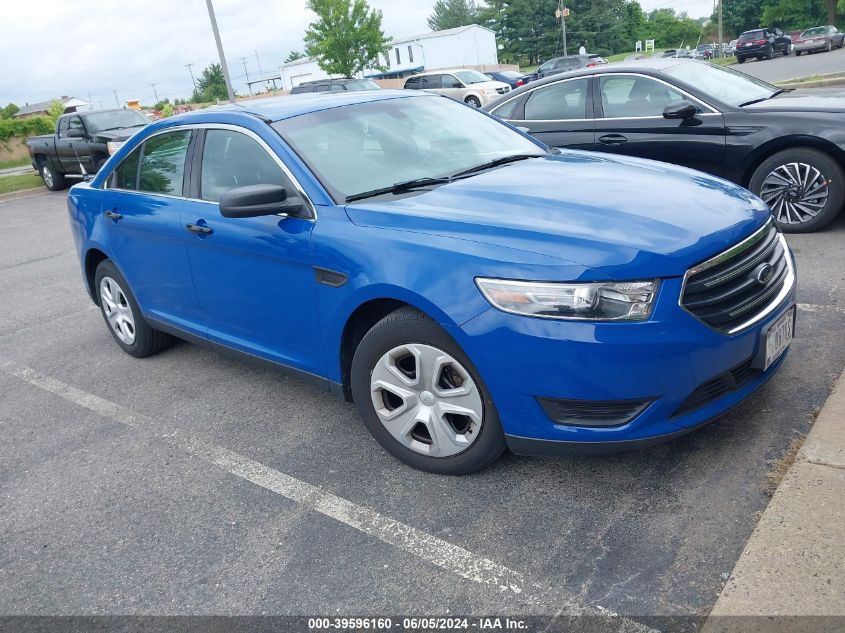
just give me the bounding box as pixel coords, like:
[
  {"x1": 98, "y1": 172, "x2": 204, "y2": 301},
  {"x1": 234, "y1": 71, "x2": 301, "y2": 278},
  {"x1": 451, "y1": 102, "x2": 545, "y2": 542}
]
[{"x1": 278, "y1": 24, "x2": 499, "y2": 90}]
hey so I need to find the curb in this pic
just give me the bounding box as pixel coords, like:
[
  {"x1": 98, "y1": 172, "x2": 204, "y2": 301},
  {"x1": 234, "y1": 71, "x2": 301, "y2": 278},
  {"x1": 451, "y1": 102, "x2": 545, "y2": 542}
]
[
  {"x1": 0, "y1": 187, "x2": 49, "y2": 203},
  {"x1": 702, "y1": 367, "x2": 845, "y2": 628},
  {"x1": 779, "y1": 77, "x2": 845, "y2": 89}
]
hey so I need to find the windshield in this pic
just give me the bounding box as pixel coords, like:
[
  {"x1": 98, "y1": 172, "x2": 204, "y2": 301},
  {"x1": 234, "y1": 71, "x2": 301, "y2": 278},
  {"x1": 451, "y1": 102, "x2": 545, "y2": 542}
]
[
  {"x1": 345, "y1": 79, "x2": 381, "y2": 91},
  {"x1": 273, "y1": 95, "x2": 545, "y2": 202},
  {"x1": 453, "y1": 69, "x2": 490, "y2": 85},
  {"x1": 664, "y1": 62, "x2": 778, "y2": 107},
  {"x1": 84, "y1": 109, "x2": 150, "y2": 132},
  {"x1": 802, "y1": 27, "x2": 826, "y2": 36}
]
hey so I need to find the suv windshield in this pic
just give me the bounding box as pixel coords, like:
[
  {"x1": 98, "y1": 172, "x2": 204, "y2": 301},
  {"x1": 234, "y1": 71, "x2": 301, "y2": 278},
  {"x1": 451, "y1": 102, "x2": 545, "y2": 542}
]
[
  {"x1": 344, "y1": 80, "x2": 381, "y2": 90},
  {"x1": 273, "y1": 94, "x2": 545, "y2": 201},
  {"x1": 664, "y1": 62, "x2": 777, "y2": 107},
  {"x1": 739, "y1": 30, "x2": 764, "y2": 41},
  {"x1": 84, "y1": 109, "x2": 150, "y2": 132},
  {"x1": 453, "y1": 70, "x2": 490, "y2": 85}
]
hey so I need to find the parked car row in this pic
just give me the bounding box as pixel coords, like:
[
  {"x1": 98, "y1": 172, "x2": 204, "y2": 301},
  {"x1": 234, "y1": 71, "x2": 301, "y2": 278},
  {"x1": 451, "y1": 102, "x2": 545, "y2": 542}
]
[{"x1": 793, "y1": 25, "x2": 844, "y2": 55}]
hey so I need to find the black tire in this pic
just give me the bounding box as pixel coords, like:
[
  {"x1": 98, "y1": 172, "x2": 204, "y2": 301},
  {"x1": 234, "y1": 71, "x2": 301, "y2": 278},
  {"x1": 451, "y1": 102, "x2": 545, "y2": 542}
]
[
  {"x1": 350, "y1": 307, "x2": 506, "y2": 475},
  {"x1": 827, "y1": 40, "x2": 833, "y2": 52},
  {"x1": 737, "y1": 55, "x2": 746, "y2": 63},
  {"x1": 39, "y1": 163, "x2": 66, "y2": 191},
  {"x1": 749, "y1": 147, "x2": 844, "y2": 233},
  {"x1": 94, "y1": 260, "x2": 173, "y2": 358},
  {"x1": 765, "y1": 45, "x2": 773, "y2": 59},
  {"x1": 464, "y1": 96, "x2": 481, "y2": 108},
  {"x1": 795, "y1": 50, "x2": 801, "y2": 56}
]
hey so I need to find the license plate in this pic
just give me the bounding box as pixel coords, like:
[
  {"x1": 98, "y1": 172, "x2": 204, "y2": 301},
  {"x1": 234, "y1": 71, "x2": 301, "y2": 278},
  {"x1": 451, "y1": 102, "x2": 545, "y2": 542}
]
[{"x1": 764, "y1": 307, "x2": 794, "y2": 370}]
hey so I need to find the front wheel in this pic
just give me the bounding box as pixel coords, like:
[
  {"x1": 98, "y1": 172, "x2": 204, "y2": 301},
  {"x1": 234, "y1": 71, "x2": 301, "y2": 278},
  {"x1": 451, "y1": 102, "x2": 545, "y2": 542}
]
[
  {"x1": 351, "y1": 307, "x2": 506, "y2": 474},
  {"x1": 40, "y1": 164, "x2": 66, "y2": 191},
  {"x1": 464, "y1": 96, "x2": 481, "y2": 108},
  {"x1": 750, "y1": 147, "x2": 844, "y2": 233},
  {"x1": 94, "y1": 260, "x2": 173, "y2": 357}
]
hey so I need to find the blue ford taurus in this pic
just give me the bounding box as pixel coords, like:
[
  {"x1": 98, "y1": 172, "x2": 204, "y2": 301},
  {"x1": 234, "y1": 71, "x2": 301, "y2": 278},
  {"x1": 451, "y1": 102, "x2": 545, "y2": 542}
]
[{"x1": 67, "y1": 90, "x2": 796, "y2": 474}]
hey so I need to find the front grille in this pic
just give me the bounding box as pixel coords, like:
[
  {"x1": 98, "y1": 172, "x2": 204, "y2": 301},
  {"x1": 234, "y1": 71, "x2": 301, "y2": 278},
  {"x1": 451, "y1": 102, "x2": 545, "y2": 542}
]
[
  {"x1": 681, "y1": 221, "x2": 791, "y2": 333},
  {"x1": 496, "y1": 86, "x2": 510, "y2": 94},
  {"x1": 538, "y1": 397, "x2": 652, "y2": 427},
  {"x1": 671, "y1": 357, "x2": 760, "y2": 417}
]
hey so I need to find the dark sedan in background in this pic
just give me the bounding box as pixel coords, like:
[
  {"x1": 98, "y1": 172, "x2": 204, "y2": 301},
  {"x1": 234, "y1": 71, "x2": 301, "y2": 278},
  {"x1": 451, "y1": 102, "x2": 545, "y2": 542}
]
[
  {"x1": 483, "y1": 70, "x2": 530, "y2": 89},
  {"x1": 484, "y1": 59, "x2": 845, "y2": 232}
]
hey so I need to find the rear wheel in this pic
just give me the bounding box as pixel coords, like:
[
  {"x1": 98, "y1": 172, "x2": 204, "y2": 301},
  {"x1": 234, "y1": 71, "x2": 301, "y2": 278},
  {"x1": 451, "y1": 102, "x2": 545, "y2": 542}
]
[
  {"x1": 737, "y1": 56, "x2": 746, "y2": 63},
  {"x1": 350, "y1": 307, "x2": 506, "y2": 474},
  {"x1": 749, "y1": 147, "x2": 844, "y2": 233},
  {"x1": 464, "y1": 96, "x2": 481, "y2": 108},
  {"x1": 40, "y1": 163, "x2": 66, "y2": 191},
  {"x1": 94, "y1": 260, "x2": 173, "y2": 357},
  {"x1": 827, "y1": 40, "x2": 833, "y2": 52},
  {"x1": 795, "y1": 50, "x2": 802, "y2": 56}
]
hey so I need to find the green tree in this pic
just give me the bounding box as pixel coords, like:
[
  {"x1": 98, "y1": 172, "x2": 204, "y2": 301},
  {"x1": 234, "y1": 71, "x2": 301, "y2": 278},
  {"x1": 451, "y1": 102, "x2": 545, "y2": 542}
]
[
  {"x1": 304, "y1": 0, "x2": 390, "y2": 77},
  {"x1": 641, "y1": 8, "x2": 702, "y2": 48},
  {"x1": 47, "y1": 100, "x2": 65, "y2": 124},
  {"x1": 285, "y1": 50, "x2": 306, "y2": 63},
  {"x1": 428, "y1": 0, "x2": 480, "y2": 31},
  {"x1": 1, "y1": 103, "x2": 20, "y2": 119},
  {"x1": 161, "y1": 103, "x2": 175, "y2": 118},
  {"x1": 191, "y1": 63, "x2": 229, "y2": 103}
]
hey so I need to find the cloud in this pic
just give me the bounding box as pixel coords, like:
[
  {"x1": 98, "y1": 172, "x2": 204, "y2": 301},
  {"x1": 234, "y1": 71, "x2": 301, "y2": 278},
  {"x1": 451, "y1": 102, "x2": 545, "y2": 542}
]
[{"x1": 0, "y1": 0, "x2": 432, "y2": 107}]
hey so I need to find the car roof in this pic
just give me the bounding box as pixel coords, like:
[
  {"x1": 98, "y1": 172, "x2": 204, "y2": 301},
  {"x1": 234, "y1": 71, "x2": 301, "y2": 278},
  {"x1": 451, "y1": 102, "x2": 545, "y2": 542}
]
[
  {"x1": 166, "y1": 89, "x2": 427, "y2": 123},
  {"x1": 297, "y1": 78, "x2": 368, "y2": 85}
]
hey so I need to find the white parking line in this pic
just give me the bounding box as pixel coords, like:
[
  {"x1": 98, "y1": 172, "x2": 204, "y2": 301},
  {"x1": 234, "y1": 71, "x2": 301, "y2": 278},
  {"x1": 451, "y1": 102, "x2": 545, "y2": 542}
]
[{"x1": 2, "y1": 365, "x2": 655, "y2": 630}]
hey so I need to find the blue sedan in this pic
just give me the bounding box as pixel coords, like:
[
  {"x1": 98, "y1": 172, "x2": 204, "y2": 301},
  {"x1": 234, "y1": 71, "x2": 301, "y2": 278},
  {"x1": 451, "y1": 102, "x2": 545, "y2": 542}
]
[
  {"x1": 484, "y1": 70, "x2": 529, "y2": 88},
  {"x1": 67, "y1": 90, "x2": 796, "y2": 474}
]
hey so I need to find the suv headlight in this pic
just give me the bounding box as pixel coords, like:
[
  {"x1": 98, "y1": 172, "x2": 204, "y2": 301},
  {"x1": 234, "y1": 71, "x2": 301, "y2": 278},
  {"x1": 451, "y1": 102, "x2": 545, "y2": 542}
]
[
  {"x1": 476, "y1": 278, "x2": 659, "y2": 321},
  {"x1": 106, "y1": 141, "x2": 124, "y2": 155}
]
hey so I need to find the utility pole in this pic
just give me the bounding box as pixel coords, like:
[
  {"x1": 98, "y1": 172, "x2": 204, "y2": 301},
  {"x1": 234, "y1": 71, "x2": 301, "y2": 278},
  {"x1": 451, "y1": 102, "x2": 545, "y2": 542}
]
[
  {"x1": 240, "y1": 57, "x2": 252, "y2": 95},
  {"x1": 255, "y1": 50, "x2": 264, "y2": 77},
  {"x1": 718, "y1": 0, "x2": 724, "y2": 58},
  {"x1": 556, "y1": 1, "x2": 568, "y2": 56},
  {"x1": 151, "y1": 83, "x2": 159, "y2": 103},
  {"x1": 113, "y1": 89, "x2": 120, "y2": 107},
  {"x1": 204, "y1": 0, "x2": 236, "y2": 103},
  {"x1": 185, "y1": 63, "x2": 197, "y2": 90}
]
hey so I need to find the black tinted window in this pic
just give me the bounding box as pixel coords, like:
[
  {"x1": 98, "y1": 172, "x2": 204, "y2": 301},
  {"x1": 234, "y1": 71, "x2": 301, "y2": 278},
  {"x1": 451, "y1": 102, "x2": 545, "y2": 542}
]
[
  {"x1": 420, "y1": 75, "x2": 442, "y2": 89},
  {"x1": 138, "y1": 130, "x2": 191, "y2": 195},
  {"x1": 739, "y1": 30, "x2": 764, "y2": 41},
  {"x1": 404, "y1": 77, "x2": 421, "y2": 89},
  {"x1": 110, "y1": 146, "x2": 141, "y2": 190},
  {"x1": 523, "y1": 78, "x2": 589, "y2": 120},
  {"x1": 57, "y1": 117, "x2": 69, "y2": 138},
  {"x1": 200, "y1": 129, "x2": 288, "y2": 203}
]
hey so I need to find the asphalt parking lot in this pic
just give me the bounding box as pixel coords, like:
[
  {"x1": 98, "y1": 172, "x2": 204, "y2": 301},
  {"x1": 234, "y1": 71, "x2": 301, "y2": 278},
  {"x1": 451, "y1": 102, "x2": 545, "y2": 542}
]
[
  {"x1": 731, "y1": 45, "x2": 845, "y2": 82},
  {"x1": 1, "y1": 190, "x2": 844, "y2": 628}
]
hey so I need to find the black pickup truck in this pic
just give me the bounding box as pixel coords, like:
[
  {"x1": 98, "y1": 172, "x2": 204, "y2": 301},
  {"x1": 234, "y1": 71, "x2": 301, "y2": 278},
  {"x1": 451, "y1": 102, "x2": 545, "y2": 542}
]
[{"x1": 27, "y1": 108, "x2": 150, "y2": 190}]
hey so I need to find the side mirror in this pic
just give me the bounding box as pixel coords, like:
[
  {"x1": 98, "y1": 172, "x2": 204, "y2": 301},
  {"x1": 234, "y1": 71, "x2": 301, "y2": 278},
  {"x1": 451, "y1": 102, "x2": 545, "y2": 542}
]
[
  {"x1": 219, "y1": 184, "x2": 304, "y2": 219},
  {"x1": 663, "y1": 100, "x2": 697, "y2": 120},
  {"x1": 67, "y1": 129, "x2": 85, "y2": 138}
]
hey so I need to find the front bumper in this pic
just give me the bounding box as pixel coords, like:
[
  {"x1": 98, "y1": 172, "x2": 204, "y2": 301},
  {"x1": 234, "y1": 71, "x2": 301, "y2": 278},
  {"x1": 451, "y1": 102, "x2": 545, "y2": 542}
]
[{"x1": 447, "y1": 273, "x2": 796, "y2": 456}]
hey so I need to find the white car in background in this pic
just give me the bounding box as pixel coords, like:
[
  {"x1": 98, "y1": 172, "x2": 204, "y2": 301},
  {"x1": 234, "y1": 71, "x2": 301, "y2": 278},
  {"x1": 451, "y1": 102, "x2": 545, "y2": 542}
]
[{"x1": 403, "y1": 69, "x2": 510, "y2": 107}]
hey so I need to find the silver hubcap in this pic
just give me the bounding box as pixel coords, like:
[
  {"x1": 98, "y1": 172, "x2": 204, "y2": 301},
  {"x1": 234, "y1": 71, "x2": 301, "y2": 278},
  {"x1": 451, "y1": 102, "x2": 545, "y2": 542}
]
[
  {"x1": 99, "y1": 276, "x2": 136, "y2": 345},
  {"x1": 760, "y1": 162, "x2": 829, "y2": 225},
  {"x1": 370, "y1": 344, "x2": 483, "y2": 457},
  {"x1": 42, "y1": 166, "x2": 53, "y2": 188}
]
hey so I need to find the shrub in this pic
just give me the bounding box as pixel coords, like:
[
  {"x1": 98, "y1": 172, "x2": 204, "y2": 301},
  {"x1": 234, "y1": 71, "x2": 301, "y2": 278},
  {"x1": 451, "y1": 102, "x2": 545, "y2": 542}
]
[{"x1": 0, "y1": 116, "x2": 54, "y2": 143}]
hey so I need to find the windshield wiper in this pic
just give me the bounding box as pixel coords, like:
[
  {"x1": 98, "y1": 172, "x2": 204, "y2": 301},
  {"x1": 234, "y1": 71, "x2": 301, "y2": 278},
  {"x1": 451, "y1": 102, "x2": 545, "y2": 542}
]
[
  {"x1": 345, "y1": 176, "x2": 452, "y2": 202},
  {"x1": 738, "y1": 88, "x2": 793, "y2": 107},
  {"x1": 449, "y1": 153, "x2": 540, "y2": 179}
]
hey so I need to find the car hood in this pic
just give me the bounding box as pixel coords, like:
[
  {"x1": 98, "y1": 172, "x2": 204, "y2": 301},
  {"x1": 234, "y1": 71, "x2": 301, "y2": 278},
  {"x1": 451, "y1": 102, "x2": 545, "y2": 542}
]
[
  {"x1": 345, "y1": 152, "x2": 770, "y2": 279},
  {"x1": 744, "y1": 92, "x2": 845, "y2": 113}
]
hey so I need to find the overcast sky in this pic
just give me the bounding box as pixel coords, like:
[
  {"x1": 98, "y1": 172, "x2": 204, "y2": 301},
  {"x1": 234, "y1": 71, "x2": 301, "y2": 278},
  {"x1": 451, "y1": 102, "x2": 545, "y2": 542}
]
[{"x1": 0, "y1": 0, "x2": 713, "y2": 108}]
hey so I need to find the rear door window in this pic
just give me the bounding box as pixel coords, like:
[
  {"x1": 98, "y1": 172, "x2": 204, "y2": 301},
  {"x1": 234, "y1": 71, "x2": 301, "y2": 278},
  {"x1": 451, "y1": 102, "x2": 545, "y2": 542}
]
[
  {"x1": 137, "y1": 130, "x2": 192, "y2": 195},
  {"x1": 421, "y1": 75, "x2": 443, "y2": 89},
  {"x1": 523, "y1": 78, "x2": 589, "y2": 120}
]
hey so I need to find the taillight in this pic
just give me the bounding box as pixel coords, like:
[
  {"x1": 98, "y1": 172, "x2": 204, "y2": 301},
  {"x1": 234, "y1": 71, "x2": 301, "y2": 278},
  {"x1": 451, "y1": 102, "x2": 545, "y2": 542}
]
[
  {"x1": 516, "y1": 79, "x2": 524, "y2": 86},
  {"x1": 587, "y1": 62, "x2": 597, "y2": 67},
  {"x1": 754, "y1": 39, "x2": 767, "y2": 45}
]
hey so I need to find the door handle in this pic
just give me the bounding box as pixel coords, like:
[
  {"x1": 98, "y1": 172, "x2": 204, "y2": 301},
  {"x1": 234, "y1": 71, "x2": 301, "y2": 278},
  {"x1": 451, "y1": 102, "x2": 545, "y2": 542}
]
[
  {"x1": 598, "y1": 134, "x2": 628, "y2": 146},
  {"x1": 186, "y1": 223, "x2": 213, "y2": 235},
  {"x1": 104, "y1": 210, "x2": 122, "y2": 221}
]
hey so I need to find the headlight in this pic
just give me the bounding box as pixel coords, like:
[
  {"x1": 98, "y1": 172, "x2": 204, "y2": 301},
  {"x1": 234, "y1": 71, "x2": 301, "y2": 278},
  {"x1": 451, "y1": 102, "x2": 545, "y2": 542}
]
[
  {"x1": 475, "y1": 278, "x2": 659, "y2": 321},
  {"x1": 106, "y1": 141, "x2": 124, "y2": 155}
]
